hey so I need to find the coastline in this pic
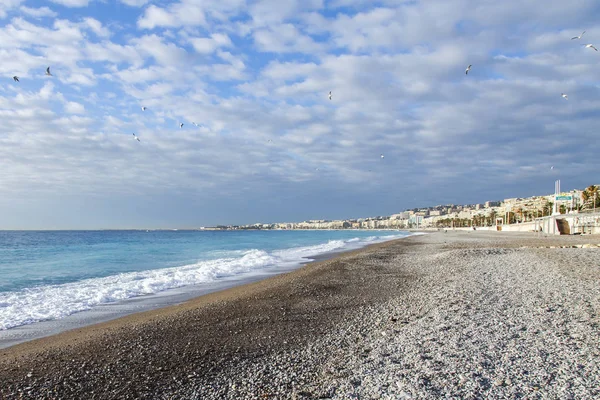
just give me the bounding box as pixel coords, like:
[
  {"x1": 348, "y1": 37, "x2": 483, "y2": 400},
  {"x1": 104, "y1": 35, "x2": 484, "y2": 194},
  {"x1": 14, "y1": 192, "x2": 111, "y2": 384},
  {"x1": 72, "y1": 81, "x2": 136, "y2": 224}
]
[
  {"x1": 0, "y1": 231, "x2": 411, "y2": 350},
  {"x1": 1, "y1": 231, "x2": 599, "y2": 399},
  {"x1": 0, "y1": 233, "x2": 416, "y2": 353}
]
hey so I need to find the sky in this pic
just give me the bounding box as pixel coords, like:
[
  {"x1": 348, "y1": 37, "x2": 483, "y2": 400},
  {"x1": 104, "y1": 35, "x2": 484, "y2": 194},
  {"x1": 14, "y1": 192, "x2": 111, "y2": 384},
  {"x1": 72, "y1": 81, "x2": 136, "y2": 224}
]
[{"x1": 0, "y1": 0, "x2": 599, "y2": 229}]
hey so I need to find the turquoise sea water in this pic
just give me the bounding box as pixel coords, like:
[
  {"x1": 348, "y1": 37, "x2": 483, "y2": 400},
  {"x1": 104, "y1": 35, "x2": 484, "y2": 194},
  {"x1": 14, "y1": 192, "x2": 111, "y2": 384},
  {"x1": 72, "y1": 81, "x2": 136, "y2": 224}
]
[{"x1": 0, "y1": 229, "x2": 411, "y2": 331}]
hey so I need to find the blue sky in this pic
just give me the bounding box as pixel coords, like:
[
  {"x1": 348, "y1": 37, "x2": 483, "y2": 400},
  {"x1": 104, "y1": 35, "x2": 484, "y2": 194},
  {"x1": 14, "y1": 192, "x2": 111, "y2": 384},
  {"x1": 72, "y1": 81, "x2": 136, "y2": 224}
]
[{"x1": 0, "y1": 0, "x2": 599, "y2": 229}]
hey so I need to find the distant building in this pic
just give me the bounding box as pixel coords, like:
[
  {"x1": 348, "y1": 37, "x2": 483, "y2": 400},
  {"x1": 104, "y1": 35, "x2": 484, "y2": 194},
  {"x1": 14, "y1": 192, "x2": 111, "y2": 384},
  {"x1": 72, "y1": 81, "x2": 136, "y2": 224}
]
[
  {"x1": 208, "y1": 185, "x2": 596, "y2": 231},
  {"x1": 408, "y1": 215, "x2": 423, "y2": 226},
  {"x1": 485, "y1": 201, "x2": 501, "y2": 208}
]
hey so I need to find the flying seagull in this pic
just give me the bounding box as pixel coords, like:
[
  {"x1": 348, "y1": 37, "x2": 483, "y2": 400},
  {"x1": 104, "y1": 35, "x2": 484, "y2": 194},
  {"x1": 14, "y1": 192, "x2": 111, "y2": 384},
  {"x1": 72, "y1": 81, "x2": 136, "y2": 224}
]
[
  {"x1": 132, "y1": 133, "x2": 140, "y2": 142},
  {"x1": 13, "y1": 76, "x2": 19, "y2": 82},
  {"x1": 179, "y1": 123, "x2": 184, "y2": 129},
  {"x1": 45, "y1": 67, "x2": 52, "y2": 76},
  {"x1": 561, "y1": 93, "x2": 568, "y2": 100},
  {"x1": 141, "y1": 106, "x2": 147, "y2": 111},
  {"x1": 380, "y1": 154, "x2": 384, "y2": 159},
  {"x1": 585, "y1": 44, "x2": 598, "y2": 51},
  {"x1": 192, "y1": 122, "x2": 199, "y2": 127},
  {"x1": 551, "y1": 166, "x2": 554, "y2": 170},
  {"x1": 465, "y1": 64, "x2": 472, "y2": 75},
  {"x1": 571, "y1": 31, "x2": 586, "y2": 40},
  {"x1": 328, "y1": 91, "x2": 332, "y2": 100}
]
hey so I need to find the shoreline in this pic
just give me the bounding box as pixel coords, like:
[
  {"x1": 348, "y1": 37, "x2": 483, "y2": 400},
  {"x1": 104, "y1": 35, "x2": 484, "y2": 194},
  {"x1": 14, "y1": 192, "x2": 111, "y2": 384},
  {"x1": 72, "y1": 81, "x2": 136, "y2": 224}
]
[
  {"x1": 1, "y1": 231, "x2": 599, "y2": 399},
  {"x1": 0, "y1": 233, "x2": 415, "y2": 353},
  {"x1": 0, "y1": 231, "x2": 413, "y2": 350}
]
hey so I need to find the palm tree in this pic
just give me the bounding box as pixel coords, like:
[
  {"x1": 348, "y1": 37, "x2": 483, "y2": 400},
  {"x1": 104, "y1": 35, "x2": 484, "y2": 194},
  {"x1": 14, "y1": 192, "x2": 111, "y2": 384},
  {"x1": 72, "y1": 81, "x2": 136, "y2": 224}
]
[
  {"x1": 543, "y1": 201, "x2": 553, "y2": 216},
  {"x1": 488, "y1": 210, "x2": 497, "y2": 226},
  {"x1": 513, "y1": 207, "x2": 521, "y2": 223},
  {"x1": 582, "y1": 185, "x2": 599, "y2": 211}
]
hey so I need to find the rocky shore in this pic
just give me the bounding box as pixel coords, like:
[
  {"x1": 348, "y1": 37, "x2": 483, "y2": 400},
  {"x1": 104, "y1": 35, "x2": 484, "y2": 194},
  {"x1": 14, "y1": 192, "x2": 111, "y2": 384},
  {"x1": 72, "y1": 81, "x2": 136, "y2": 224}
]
[{"x1": 1, "y1": 231, "x2": 599, "y2": 399}]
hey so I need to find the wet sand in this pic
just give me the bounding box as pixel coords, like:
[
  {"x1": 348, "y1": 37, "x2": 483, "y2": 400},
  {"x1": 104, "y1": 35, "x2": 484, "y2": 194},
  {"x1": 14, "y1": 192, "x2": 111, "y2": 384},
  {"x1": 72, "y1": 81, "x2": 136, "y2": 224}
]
[{"x1": 1, "y1": 231, "x2": 599, "y2": 399}]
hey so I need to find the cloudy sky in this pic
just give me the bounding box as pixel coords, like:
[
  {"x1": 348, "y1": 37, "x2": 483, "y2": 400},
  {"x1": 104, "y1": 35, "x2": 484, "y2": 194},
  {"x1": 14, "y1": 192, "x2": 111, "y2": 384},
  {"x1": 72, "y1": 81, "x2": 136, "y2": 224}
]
[{"x1": 0, "y1": 0, "x2": 599, "y2": 229}]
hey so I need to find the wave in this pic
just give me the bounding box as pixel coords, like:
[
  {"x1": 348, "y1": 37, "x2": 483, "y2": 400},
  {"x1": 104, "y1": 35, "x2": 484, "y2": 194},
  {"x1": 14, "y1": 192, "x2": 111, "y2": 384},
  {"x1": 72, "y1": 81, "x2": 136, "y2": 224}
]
[{"x1": 0, "y1": 232, "x2": 410, "y2": 330}]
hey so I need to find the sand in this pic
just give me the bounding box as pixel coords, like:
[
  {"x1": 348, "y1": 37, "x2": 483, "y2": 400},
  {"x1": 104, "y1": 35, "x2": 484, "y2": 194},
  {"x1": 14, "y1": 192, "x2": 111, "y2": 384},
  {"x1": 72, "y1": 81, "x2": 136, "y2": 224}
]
[{"x1": 0, "y1": 231, "x2": 599, "y2": 399}]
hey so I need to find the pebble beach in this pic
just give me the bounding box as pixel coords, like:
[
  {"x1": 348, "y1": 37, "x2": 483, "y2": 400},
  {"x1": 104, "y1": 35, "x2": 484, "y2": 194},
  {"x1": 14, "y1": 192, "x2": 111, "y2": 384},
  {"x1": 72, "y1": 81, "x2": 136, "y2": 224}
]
[{"x1": 1, "y1": 231, "x2": 599, "y2": 399}]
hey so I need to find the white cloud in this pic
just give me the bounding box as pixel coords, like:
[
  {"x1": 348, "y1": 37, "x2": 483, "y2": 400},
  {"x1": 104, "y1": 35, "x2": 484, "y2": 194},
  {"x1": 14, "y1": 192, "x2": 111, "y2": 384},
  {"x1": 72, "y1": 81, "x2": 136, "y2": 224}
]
[
  {"x1": 119, "y1": 0, "x2": 149, "y2": 6},
  {"x1": 48, "y1": 0, "x2": 90, "y2": 7},
  {"x1": 19, "y1": 6, "x2": 58, "y2": 19},
  {"x1": 131, "y1": 34, "x2": 190, "y2": 66},
  {"x1": 0, "y1": 18, "x2": 84, "y2": 50},
  {"x1": 114, "y1": 65, "x2": 167, "y2": 84},
  {"x1": 327, "y1": 8, "x2": 404, "y2": 52},
  {"x1": 138, "y1": 4, "x2": 189, "y2": 29},
  {"x1": 0, "y1": 48, "x2": 45, "y2": 76},
  {"x1": 64, "y1": 101, "x2": 85, "y2": 114},
  {"x1": 137, "y1": 0, "x2": 245, "y2": 29},
  {"x1": 253, "y1": 23, "x2": 324, "y2": 53},
  {"x1": 261, "y1": 61, "x2": 318, "y2": 81},
  {"x1": 194, "y1": 51, "x2": 247, "y2": 81},
  {"x1": 0, "y1": 0, "x2": 23, "y2": 19},
  {"x1": 249, "y1": 0, "x2": 324, "y2": 26},
  {"x1": 190, "y1": 33, "x2": 232, "y2": 54},
  {"x1": 82, "y1": 17, "x2": 110, "y2": 38},
  {"x1": 84, "y1": 41, "x2": 144, "y2": 66},
  {"x1": 64, "y1": 69, "x2": 96, "y2": 86}
]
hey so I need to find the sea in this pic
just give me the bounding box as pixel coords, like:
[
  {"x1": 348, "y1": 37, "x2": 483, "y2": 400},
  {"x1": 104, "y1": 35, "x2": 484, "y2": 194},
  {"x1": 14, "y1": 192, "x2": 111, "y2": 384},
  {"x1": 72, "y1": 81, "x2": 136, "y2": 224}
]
[{"x1": 0, "y1": 229, "x2": 413, "y2": 348}]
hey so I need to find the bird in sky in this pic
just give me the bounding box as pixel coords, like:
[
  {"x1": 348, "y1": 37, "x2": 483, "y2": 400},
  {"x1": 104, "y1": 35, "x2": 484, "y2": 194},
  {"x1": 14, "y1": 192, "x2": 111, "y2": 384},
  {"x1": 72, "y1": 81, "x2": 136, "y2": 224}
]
[
  {"x1": 45, "y1": 67, "x2": 52, "y2": 76},
  {"x1": 328, "y1": 91, "x2": 332, "y2": 100},
  {"x1": 132, "y1": 133, "x2": 140, "y2": 142},
  {"x1": 465, "y1": 64, "x2": 472, "y2": 75},
  {"x1": 141, "y1": 106, "x2": 147, "y2": 111},
  {"x1": 561, "y1": 93, "x2": 568, "y2": 100},
  {"x1": 571, "y1": 31, "x2": 586, "y2": 40},
  {"x1": 380, "y1": 154, "x2": 384, "y2": 159},
  {"x1": 585, "y1": 44, "x2": 598, "y2": 51},
  {"x1": 551, "y1": 166, "x2": 554, "y2": 170},
  {"x1": 179, "y1": 123, "x2": 184, "y2": 128},
  {"x1": 192, "y1": 122, "x2": 199, "y2": 127},
  {"x1": 13, "y1": 76, "x2": 19, "y2": 82}
]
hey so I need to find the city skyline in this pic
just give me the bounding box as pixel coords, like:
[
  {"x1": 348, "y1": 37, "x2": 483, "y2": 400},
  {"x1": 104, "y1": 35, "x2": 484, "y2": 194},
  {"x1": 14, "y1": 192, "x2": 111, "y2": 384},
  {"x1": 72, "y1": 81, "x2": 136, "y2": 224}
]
[
  {"x1": 1, "y1": 1, "x2": 599, "y2": 230},
  {"x1": 3, "y1": 182, "x2": 595, "y2": 231},
  {"x1": 206, "y1": 183, "x2": 598, "y2": 230}
]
